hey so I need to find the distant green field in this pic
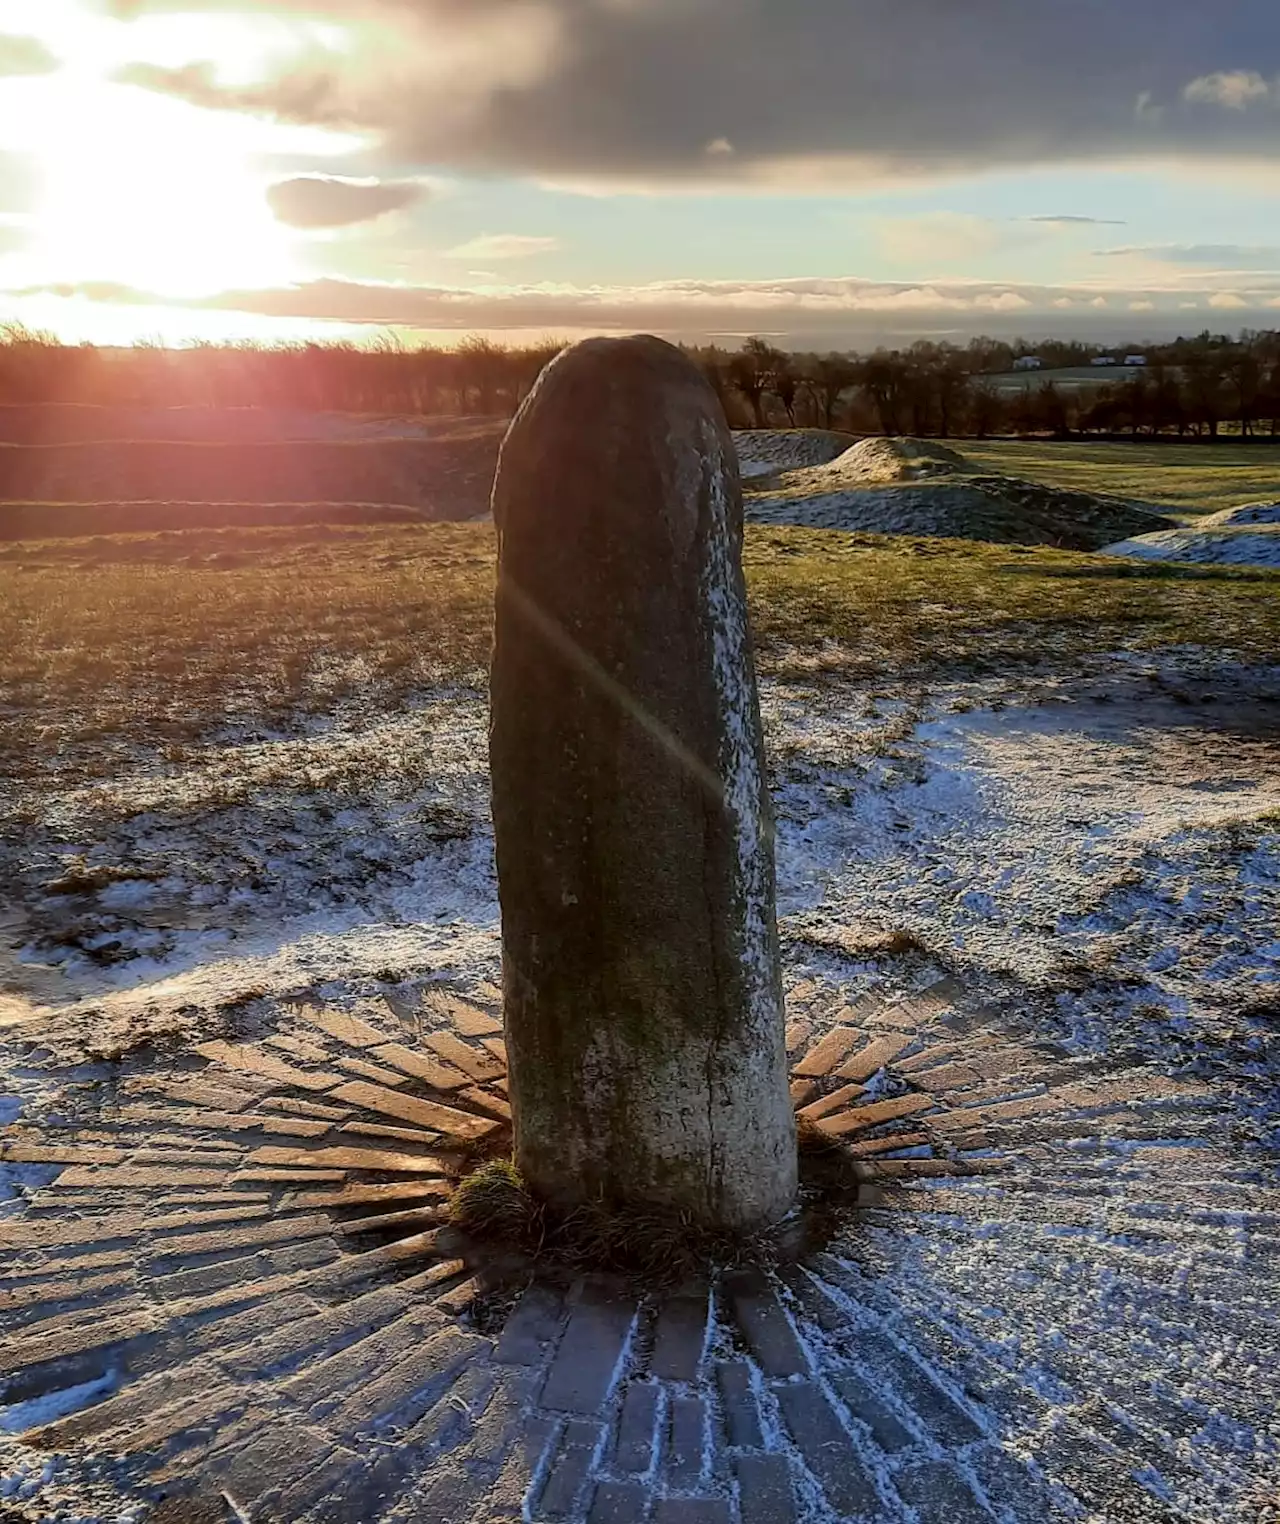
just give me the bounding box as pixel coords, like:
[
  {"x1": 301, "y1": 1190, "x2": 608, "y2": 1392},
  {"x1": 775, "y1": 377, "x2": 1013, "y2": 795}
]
[
  {"x1": 987, "y1": 365, "x2": 1148, "y2": 396},
  {"x1": 958, "y1": 439, "x2": 1280, "y2": 518}
]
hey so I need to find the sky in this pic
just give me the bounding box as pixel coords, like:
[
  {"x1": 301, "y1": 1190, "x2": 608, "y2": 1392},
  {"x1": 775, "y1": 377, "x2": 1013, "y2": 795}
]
[{"x1": 2, "y1": 0, "x2": 1280, "y2": 351}]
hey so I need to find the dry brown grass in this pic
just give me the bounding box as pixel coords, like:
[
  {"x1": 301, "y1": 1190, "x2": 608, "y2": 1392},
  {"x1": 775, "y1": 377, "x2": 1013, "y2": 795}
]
[
  {"x1": 743, "y1": 526, "x2": 1280, "y2": 677},
  {"x1": 448, "y1": 1120, "x2": 879, "y2": 1284},
  {"x1": 3, "y1": 520, "x2": 1278, "y2": 789},
  {"x1": 0, "y1": 523, "x2": 494, "y2": 785},
  {"x1": 450, "y1": 1157, "x2": 789, "y2": 1285}
]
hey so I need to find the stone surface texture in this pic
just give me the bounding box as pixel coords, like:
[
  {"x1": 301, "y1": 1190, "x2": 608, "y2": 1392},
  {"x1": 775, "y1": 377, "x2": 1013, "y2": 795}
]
[{"x1": 489, "y1": 335, "x2": 795, "y2": 1231}]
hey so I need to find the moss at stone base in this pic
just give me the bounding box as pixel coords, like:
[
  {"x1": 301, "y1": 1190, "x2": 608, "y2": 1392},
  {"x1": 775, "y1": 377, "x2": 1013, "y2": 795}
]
[{"x1": 449, "y1": 1132, "x2": 871, "y2": 1288}]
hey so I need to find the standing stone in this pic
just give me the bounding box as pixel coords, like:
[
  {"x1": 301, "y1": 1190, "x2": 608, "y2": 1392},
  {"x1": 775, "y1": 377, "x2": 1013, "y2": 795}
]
[{"x1": 489, "y1": 334, "x2": 796, "y2": 1233}]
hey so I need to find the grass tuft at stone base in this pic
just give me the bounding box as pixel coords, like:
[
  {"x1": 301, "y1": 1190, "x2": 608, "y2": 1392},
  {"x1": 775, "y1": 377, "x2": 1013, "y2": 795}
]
[
  {"x1": 450, "y1": 1157, "x2": 543, "y2": 1243},
  {"x1": 449, "y1": 1135, "x2": 874, "y2": 1288}
]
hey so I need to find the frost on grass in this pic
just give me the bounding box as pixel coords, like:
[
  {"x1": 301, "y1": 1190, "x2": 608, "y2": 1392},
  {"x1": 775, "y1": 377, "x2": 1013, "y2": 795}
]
[
  {"x1": 3, "y1": 649, "x2": 1276, "y2": 1096},
  {"x1": 767, "y1": 655, "x2": 1280, "y2": 1087},
  {"x1": 1, "y1": 692, "x2": 500, "y2": 1015},
  {"x1": 1, "y1": 644, "x2": 1277, "y2": 1522}
]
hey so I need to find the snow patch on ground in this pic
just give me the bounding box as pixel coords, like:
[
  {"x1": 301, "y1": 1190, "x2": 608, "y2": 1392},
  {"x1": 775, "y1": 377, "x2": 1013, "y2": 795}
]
[
  {"x1": 4, "y1": 658, "x2": 1276, "y2": 1082},
  {"x1": 732, "y1": 429, "x2": 852, "y2": 481},
  {"x1": 771, "y1": 435, "x2": 969, "y2": 489},
  {"x1": 1202, "y1": 499, "x2": 1280, "y2": 529},
  {"x1": 774, "y1": 681, "x2": 1280, "y2": 1063},
  {"x1": 1103, "y1": 524, "x2": 1280, "y2": 568},
  {"x1": 746, "y1": 467, "x2": 1171, "y2": 550}
]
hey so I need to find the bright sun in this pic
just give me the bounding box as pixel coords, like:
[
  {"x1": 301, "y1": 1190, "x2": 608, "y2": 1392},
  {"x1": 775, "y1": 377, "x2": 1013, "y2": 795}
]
[
  {"x1": 0, "y1": 2, "x2": 361, "y2": 312},
  {"x1": 27, "y1": 82, "x2": 298, "y2": 300}
]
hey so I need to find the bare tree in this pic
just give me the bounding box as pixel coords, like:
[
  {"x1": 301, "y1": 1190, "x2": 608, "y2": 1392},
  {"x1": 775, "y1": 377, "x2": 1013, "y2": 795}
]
[{"x1": 800, "y1": 354, "x2": 858, "y2": 430}]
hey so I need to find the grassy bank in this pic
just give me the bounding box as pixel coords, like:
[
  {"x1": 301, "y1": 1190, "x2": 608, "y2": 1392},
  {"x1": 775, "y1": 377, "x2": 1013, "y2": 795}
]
[
  {"x1": 4, "y1": 521, "x2": 1278, "y2": 787},
  {"x1": 959, "y1": 439, "x2": 1280, "y2": 516}
]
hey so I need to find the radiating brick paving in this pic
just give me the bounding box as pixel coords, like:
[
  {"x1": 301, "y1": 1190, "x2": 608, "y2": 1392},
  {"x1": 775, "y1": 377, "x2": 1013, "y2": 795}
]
[{"x1": 1, "y1": 978, "x2": 1276, "y2": 1521}]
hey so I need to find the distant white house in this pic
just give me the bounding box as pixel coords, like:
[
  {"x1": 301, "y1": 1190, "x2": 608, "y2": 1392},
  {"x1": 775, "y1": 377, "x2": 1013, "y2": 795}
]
[
  {"x1": 1013, "y1": 356, "x2": 1043, "y2": 371},
  {"x1": 1091, "y1": 356, "x2": 1118, "y2": 367},
  {"x1": 1124, "y1": 354, "x2": 1148, "y2": 367}
]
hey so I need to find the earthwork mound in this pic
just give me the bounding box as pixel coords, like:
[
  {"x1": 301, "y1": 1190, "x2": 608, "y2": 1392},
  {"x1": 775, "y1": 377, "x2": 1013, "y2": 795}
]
[
  {"x1": 0, "y1": 413, "x2": 510, "y2": 538},
  {"x1": 732, "y1": 429, "x2": 856, "y2": 481},
  {"x1": 1103, "y1": 525, "x2": 1280, "y2": 568},
  {"x1": 807, "y1": 436, "x2": 970, "y2": 486},
  {"x1": 1201, "y1": 499, "x2": 1280, "y2": 528},
  {"x1": 1102, "y1": 494, "x2": 1280, "y2": 569},
  {"x1": 746, "y1": 436, "x2": 1176, "y2": 551}
]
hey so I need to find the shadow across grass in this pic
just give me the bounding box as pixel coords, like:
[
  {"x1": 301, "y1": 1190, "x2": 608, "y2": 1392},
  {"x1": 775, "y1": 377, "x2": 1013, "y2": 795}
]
[{"x1": 1001, "y1": 560, "x2": 1280, "y2": 584}]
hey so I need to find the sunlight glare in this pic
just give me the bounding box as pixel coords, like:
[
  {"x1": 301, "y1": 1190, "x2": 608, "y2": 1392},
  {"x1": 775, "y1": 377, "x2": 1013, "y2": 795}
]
[
  {"x1": 0, "y1": 0, "x2": 365, "y2": 306},
  {"x1": 28, "y1": 80, "x2": 300, "y2": 299}
]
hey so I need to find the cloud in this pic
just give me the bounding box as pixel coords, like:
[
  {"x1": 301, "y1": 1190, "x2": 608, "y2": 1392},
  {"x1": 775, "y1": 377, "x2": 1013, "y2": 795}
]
[
  {"x1": 109, "y1": 0, "x2": 1280, "y2": 187},
  {"x1": 266, "y1": 175, "x2": 425, "y2": 228},
  {"x1": 1097, "y1": 243, "x2": 1280, "y2": 269},
  {"x1": 0, "y1": 33, "x2": 57, "y2": 76},
  {"x1": 1183, "y1": 71, "x2": 1273, "y2": 109},
  {"x1": 442, "y1": 234, "x2": 561, "y2": 261},
  {"x1": 118, "y1": 60, "x2": 363, "y2": 127},
  {"x1": 16, "y1": 271, "x2": 1280, "y2": 347},
  {"x1": 872, "y1": 213, "x2": 1005, "y2": 264},
  {"x1": 1023, "y1": 215, "x2": 1127, "y2": 226}
]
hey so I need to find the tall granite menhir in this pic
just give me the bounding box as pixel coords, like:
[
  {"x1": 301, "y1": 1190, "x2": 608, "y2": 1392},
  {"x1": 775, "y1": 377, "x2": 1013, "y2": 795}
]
[{"x1": 490, "y1": 335, "x2": 797, "y2": 1233}]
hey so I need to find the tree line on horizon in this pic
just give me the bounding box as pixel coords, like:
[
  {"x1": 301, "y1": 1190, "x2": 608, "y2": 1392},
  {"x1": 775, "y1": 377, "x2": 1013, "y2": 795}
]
[{"x1": 4, "y1": 321, "x2": 1280, "y2": 440}]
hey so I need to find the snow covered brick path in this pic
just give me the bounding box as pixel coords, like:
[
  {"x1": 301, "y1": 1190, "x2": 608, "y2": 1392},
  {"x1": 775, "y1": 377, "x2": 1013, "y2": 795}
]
[{"x1": 2, "y1": 977, "x2": 1276, "y2": 1522}]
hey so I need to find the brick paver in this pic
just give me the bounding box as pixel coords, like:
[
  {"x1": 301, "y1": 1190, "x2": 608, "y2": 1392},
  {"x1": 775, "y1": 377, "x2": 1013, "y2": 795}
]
[
  {"x1": 775, "y1": 1381, "x2": 882, "y2": 1517},
  {"x1": 496, "y1": 1283, "x2": 567, "y2": 1367},
  {"x1": 538, "y1": 1420, "x2": 605, "y2": 1519},
  {"x1": 541, "y1": 1285, "x2": 637, "y2": 1414},
  {"x1": 894, "y1": 1460, "x2": 998, "y2": 1524},
  {"x1": 649, "y1": 1290, "x2": 709, "y2": 1382},
  {"x1": 853, "y1": 1328, "x2": 985, "y2": 1447},
  {"x1": 588, "y1": 1481, "x2": 649, "y2": 1524},
  {"x1": 1, "y1": 983, "x2": 1263, "y2": 1524},
  {"x1": 715, "y1": 1361, "x2": 764, "y2": 1448},
  {"x1": 724, "y1": 1269, "x2": 808, "y2": 1377},
  {"x1": 735, "y1": 1454, "x2": 796, "y2": 1524},
  {"x1": 665, "y1": 1395, "x2": 706, "y2": 1486},
  {"x1": 614, "y1": 1382, "x2": 662, "y2": 1474},
  {"x1": 650, "y1": 1501, "x2": 730, "y2": 1524}
]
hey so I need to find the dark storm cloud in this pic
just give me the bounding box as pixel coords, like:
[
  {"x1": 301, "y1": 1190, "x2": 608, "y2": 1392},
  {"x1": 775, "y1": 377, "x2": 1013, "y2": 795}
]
[
  {"x1": 266, "y1": 175, "x2": 425, "y2": 228},
  {"x1": 109, "y1": 0, "x2": 1280, "y2": 183}
]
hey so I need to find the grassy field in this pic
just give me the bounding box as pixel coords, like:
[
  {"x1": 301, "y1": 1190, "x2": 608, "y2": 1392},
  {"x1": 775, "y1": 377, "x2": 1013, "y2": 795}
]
[
  {"x1": 4, "y1": 521, "x2": 1278, "y2": 789},
  {"x1": 959, "y1": 439, "x2": 1280, "y2": 516},
  {"x1": 986, "y1": 365, "x2": 1148, "y2": 396}
]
